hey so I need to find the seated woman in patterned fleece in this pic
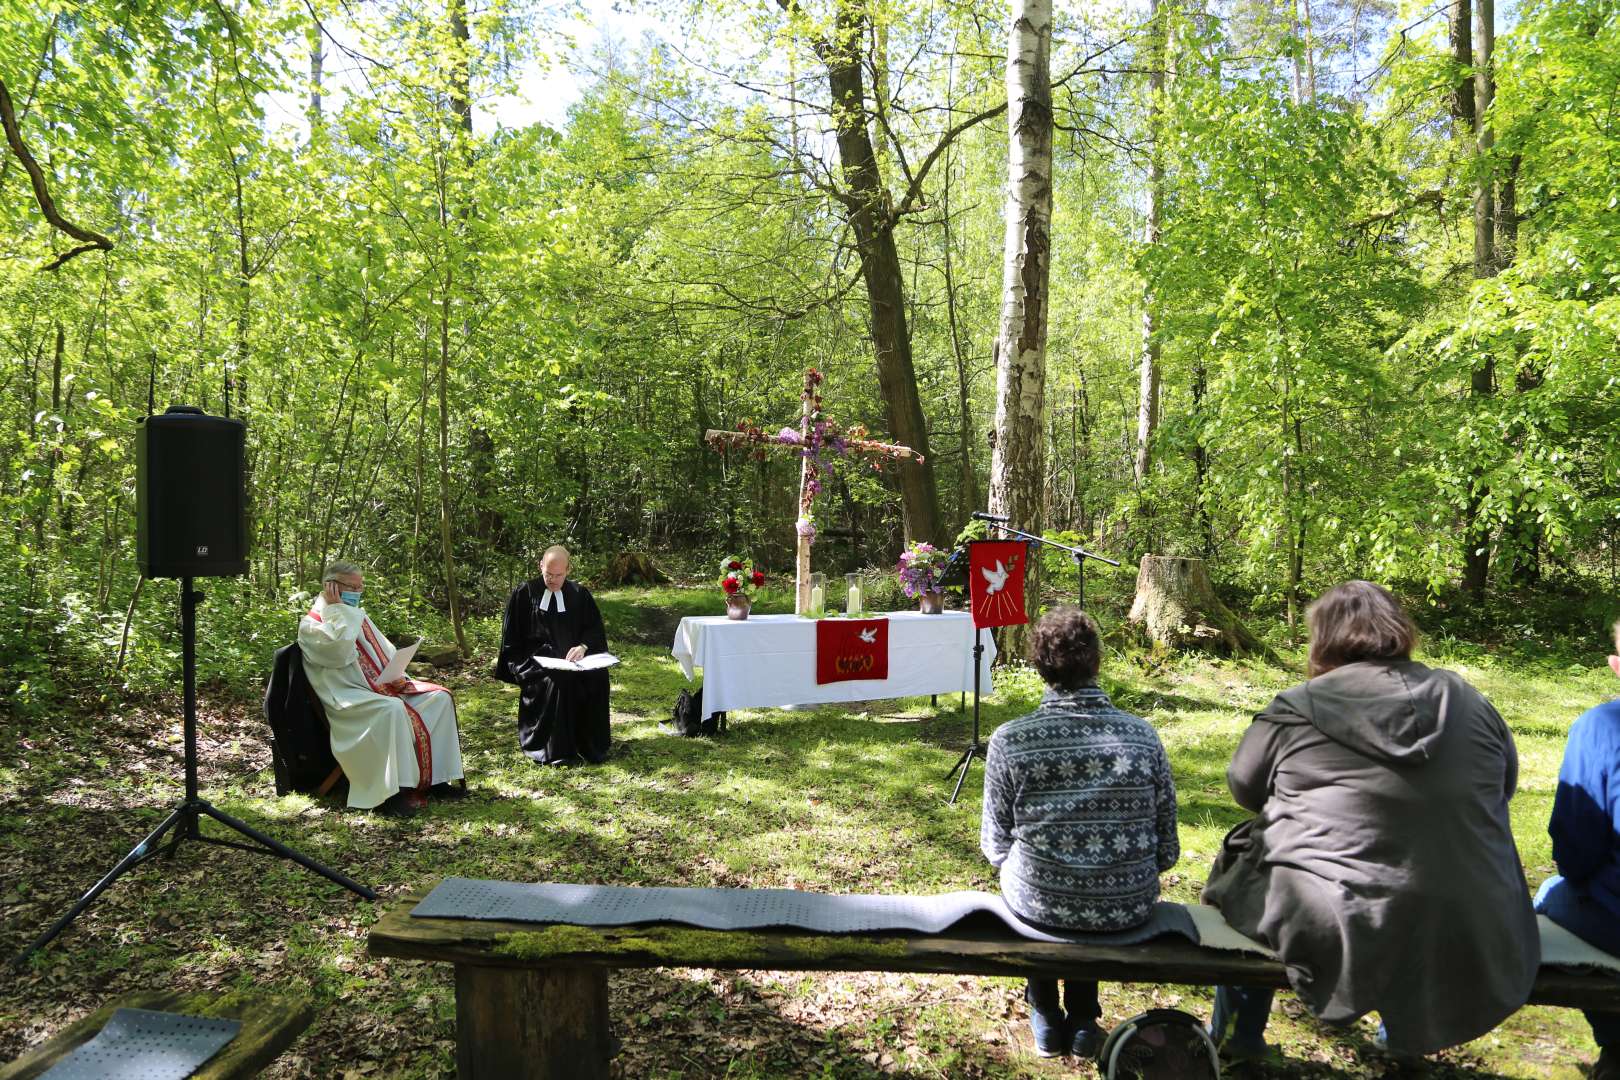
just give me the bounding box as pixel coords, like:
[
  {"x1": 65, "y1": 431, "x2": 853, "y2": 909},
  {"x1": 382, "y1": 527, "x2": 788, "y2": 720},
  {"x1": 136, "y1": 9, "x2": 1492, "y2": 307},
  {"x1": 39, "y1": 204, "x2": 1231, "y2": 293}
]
[{"x1": 980, "y1": 606, "x2": 1180, "y2": 1060}]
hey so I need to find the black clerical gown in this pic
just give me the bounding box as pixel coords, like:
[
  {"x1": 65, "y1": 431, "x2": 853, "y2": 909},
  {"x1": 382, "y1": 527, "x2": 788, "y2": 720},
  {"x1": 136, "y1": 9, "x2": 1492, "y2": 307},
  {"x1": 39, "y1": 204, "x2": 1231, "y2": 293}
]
[{"x1": 494, "y1": 578, "x2": 611, "y2": 765}]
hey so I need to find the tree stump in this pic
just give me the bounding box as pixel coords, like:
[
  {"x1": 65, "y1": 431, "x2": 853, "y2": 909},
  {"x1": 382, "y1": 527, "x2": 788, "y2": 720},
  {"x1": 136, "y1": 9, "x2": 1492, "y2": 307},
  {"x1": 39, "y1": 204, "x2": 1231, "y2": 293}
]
[
  {"x1": 1127, "y1": 555, "x2": 1263, "y2": 655},
  {"x1": 606, "y1": 552, "x2": 669, "y2": 586}
]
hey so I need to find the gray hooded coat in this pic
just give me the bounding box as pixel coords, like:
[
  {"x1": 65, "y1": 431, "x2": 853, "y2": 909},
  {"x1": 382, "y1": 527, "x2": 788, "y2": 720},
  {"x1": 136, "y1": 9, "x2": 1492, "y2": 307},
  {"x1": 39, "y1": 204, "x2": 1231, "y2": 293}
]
[{"x1": 1202, "y1": 659, "x2": 1539, "y2": 1055}]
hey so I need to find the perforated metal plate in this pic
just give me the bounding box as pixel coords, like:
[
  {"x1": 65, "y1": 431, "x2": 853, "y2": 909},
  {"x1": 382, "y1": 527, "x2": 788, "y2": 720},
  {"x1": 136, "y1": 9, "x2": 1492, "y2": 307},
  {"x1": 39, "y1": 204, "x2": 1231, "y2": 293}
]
[
  {"x1": 410, "y1": 877, "x2": 1197, "y2": 945},
  {"x1": 39, "y1": 1008, "x2": 241, "y2": 1080}
]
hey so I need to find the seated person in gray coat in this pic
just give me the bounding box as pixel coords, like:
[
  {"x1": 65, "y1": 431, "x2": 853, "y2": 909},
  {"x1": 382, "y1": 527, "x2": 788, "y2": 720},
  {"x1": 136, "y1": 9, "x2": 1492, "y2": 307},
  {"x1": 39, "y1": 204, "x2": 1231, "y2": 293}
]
[
  {"x1": 981, "y1": 606, "x2": 1180, "y2": 1059},
  {"x1": 1203, "y1": 580, "x2": 1538, "y2": 1062}
]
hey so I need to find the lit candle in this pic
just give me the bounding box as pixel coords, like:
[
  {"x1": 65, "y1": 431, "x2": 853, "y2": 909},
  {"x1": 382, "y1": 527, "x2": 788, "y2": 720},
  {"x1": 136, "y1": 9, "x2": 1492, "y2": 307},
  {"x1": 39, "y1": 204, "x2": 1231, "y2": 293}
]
[
  {"x1": 809, "y1": 585, "x2": 824, "y2": 615},
  {"x1": 847, "y1": 583, "x2": 863, "y2": 615}
]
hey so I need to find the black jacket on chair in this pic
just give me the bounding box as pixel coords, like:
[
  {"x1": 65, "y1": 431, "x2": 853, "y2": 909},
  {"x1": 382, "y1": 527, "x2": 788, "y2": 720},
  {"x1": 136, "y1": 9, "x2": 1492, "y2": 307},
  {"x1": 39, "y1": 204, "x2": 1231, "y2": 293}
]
[{"x1": 264, "y1": 643, "x2": 341, "y2": 796}]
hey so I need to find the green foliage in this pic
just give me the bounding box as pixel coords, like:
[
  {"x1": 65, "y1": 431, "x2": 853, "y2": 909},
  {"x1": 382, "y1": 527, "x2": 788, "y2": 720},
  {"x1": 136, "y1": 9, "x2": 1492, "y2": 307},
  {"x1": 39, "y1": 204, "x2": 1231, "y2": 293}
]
[{"x1": 2, "y1": 0, "x2": 1619, "y2": 715}]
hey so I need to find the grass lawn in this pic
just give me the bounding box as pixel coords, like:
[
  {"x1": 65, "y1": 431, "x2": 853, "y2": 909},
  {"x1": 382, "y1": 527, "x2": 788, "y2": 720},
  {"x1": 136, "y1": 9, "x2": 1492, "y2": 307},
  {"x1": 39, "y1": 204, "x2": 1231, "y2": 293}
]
[{"x1": 0, "y1": 585, "x2": 1612, "y2": 1077}]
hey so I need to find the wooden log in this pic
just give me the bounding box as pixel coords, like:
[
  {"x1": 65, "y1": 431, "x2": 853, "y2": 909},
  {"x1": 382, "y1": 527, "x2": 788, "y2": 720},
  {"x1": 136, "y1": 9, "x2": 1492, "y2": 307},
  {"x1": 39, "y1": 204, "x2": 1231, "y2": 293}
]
[
  {"x1": 368, "y1": 891, "x2": 1620, "y2": 1012},
  {"x1": 0, "y1": 989, "x2": 313, "y2": 1080},
  {"x1": 453, "y1": 963, "x2": 611, "y2": 1080},
  {"x1": 1127, "y1": 554, "x2": 1266, "y2": 655}
]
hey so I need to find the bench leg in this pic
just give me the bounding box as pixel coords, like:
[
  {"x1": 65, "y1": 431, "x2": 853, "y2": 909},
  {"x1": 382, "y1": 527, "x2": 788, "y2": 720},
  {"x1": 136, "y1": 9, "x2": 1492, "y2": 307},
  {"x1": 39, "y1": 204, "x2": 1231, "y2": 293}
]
[{"x1": 453, "y1": 963, "x2": 611, "y2": 1080}]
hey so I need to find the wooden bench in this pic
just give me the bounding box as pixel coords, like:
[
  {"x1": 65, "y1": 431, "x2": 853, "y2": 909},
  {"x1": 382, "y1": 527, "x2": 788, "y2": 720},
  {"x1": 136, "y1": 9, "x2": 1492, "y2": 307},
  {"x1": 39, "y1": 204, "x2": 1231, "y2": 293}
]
[
  {"x1": 369, "y1": 887, "x2": 1620, "y2": 1080},
  {"x1": 0, "y1": 989, "x2": 314, "y2": 1080}
]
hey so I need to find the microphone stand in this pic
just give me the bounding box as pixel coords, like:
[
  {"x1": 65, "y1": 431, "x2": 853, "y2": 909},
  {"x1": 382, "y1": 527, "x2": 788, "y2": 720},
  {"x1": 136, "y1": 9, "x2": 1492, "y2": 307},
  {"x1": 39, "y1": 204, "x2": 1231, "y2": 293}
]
[
  {"x1": 944, "y1": 523, "x2": 1120, "y2": 805},
  {"x1": 979, "y1": 521, "x2": 1120, "y2": 609}
]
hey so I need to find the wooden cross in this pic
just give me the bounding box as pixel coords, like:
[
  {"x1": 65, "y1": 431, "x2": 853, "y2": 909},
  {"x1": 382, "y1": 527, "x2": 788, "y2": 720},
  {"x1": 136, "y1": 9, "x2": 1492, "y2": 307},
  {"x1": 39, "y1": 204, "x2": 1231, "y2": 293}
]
[{"x1": 704, "y1": 369, "x2": 924, "y2": 613}]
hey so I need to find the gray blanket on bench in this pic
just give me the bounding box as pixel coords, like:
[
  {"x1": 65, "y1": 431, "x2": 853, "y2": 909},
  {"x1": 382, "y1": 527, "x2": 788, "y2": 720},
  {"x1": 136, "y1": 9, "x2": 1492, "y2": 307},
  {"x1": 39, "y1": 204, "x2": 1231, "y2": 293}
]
[{"x1": 411, "y1": 878, "x2": 1198, "y2": 945}]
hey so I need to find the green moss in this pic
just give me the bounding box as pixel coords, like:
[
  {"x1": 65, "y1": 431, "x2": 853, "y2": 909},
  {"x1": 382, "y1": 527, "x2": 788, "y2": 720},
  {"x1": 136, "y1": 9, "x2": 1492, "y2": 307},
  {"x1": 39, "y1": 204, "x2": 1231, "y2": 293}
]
[
  {"x1": 492, "y1": 926, "x2": 911, "y2": 966},
  {"x1": 772, "y1": 934, "x2": 911, "y2": 963},
  {"x1": 494, "y1": 926, "x2": 610, "y2": 960}
]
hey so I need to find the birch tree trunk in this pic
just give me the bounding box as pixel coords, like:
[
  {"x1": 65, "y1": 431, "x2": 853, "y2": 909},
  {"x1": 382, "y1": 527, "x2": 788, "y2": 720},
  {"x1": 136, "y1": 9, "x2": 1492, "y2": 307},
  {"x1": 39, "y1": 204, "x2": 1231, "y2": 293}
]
[
  {"x1": 989, "y1": 0, "x2": 1054, "y2": 653},
  {"x1": 1134, "y1": 0, "x2": 1167, "y2": 490}
]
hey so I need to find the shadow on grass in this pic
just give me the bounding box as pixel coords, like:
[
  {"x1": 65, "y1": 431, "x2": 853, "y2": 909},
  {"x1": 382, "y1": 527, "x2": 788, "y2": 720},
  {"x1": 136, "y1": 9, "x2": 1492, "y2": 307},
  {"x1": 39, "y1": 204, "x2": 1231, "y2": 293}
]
[{"x1": 0, "y1": 586, "x2": 1589, "y2": 1078}]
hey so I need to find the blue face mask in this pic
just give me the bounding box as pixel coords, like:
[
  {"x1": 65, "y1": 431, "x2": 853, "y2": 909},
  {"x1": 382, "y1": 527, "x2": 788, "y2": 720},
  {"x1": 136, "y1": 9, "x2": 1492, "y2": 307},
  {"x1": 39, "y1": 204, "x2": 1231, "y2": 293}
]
[{"x1": 340, "y1": 590, "x2": 363, "y2": 608}]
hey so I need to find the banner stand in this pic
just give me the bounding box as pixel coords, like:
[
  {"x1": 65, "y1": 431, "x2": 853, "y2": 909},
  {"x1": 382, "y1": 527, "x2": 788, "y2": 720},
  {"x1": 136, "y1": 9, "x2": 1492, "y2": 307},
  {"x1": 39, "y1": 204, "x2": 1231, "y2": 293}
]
[
  {"x1": 944, "y1": 530, "x2": 1119, "y2": 806},
  {"x1": 944, "y1": 626, "x2": 987, "y2": 805}
]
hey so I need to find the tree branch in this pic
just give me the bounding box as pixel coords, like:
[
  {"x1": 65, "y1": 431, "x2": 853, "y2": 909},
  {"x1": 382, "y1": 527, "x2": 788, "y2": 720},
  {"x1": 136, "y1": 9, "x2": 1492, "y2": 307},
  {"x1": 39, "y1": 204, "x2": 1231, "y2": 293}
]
[
  {"x1": 1351, "y1": 188, "x2": 1445, "y2": 229},
  {"x1": 0, "y1": 77, "x2": 114, "y2": 271}
]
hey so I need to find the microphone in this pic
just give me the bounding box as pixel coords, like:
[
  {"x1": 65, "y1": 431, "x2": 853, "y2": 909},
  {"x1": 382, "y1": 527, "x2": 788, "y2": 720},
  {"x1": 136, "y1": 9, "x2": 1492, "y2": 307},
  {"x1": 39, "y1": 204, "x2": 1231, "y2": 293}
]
[{"x1": 971, "y1": 512, "x2": 1010, "y2": 523}]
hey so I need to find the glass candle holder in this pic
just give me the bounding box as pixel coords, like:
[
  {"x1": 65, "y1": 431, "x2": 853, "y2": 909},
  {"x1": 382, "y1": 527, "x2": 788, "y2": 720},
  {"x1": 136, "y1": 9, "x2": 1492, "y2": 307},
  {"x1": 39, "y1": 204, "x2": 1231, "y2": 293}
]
[
  {"x1": 845, "y1": 572, "x2": 863, "y2": 616},
  {"x1": 808, "y1": 572, "x2": 826, "y2": 617}
]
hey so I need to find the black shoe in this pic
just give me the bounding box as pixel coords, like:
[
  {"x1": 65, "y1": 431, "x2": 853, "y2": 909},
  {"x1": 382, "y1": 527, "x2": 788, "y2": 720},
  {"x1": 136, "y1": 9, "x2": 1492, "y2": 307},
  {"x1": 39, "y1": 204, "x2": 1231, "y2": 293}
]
[
  {"x1": 376, "y1": 793, "x2": 419, "y2": 818},
  {"x1": 1024, "y1": 987, "x2": 1066, "y2": 1058},
  {"x1": 430, "y1": 781, "x2": 469, "y2": 800},
  {"x1": 1071, "y1": 1023, "x2": 1106, "y2": 1060}
]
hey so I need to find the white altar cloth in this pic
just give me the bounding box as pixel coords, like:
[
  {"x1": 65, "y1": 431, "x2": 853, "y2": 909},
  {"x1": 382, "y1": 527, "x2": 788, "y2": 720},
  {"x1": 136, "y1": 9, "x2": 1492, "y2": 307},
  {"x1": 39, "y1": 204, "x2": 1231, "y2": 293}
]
[{"x1": 670, "y1": 612, "x2": 995, "y2": 715}]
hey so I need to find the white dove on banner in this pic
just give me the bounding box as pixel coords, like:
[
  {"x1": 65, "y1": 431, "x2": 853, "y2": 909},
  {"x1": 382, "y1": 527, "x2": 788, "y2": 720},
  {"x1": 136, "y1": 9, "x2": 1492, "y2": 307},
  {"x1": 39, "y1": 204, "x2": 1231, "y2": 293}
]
[
  {"x1": 858, "y1": 627, "x2": 878, "y2": 643},
  {"x1": 981, "y1": 560, "x2": 1009, "y2": 594}
]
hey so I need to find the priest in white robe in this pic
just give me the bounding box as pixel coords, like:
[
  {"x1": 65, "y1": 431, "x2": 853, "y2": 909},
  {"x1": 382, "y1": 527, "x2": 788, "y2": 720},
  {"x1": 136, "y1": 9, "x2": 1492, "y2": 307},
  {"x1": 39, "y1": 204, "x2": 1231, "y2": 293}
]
[{"x1": 298, "y1": 560, "x2": 465, "y2": 811}]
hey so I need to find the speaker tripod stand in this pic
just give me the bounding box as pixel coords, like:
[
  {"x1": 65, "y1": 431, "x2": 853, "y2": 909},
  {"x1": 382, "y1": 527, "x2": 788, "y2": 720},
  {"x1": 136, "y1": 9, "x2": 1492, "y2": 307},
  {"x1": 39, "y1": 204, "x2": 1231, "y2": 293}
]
[
  {"x1": 12, "y1": 578, "x2": 377, "y2": 969},
  {"x1": 944, "y1": 628, "x2": 987, "y2": 805}
]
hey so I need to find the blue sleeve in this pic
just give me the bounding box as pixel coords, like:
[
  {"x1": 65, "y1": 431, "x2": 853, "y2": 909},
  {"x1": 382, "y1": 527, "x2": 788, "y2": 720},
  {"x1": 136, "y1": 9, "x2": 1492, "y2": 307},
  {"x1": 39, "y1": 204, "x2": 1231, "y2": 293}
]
[
  {"x1": 1549, "y1": 708, "x2": 1615, "y2": 886},
  {"x1": 980, "y1": 733, "x2": 1015, "y2": 869}
]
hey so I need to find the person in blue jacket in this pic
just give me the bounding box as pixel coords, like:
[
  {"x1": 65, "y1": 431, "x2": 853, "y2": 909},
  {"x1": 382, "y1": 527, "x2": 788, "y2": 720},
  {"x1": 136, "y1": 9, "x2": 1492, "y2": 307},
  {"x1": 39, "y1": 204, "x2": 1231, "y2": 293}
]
[{"x1": 1537, "y1": 617, "x2": 1620, "y2": 1080}]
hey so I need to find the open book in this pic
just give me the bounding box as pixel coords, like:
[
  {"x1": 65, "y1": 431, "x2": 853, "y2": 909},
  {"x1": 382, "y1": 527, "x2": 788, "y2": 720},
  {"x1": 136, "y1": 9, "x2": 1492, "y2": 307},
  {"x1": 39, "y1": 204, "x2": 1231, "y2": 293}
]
[{"x1": 532, "y1": 652, "x2": 620, "y2": 673}]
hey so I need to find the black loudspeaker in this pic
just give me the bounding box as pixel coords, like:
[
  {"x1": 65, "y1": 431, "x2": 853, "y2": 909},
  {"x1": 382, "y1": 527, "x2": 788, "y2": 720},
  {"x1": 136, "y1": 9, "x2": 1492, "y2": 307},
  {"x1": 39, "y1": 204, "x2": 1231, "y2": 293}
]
[{"x1": 136, "y1": 405, "x2": 248, "y2": 578}]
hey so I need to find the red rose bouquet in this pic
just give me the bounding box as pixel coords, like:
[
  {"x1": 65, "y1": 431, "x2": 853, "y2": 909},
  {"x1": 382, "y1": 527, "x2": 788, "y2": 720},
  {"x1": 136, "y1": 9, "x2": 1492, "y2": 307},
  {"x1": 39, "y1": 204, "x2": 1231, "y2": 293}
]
[{"x1": 718, "y1": 555, "x2": 766, "y2": 599}]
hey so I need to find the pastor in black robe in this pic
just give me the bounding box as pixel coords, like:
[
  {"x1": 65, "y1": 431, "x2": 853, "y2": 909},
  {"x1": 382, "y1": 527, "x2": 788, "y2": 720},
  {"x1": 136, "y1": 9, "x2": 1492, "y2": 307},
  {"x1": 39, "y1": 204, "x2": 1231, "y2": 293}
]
[{"x1": 494, "y1": 577, "x2": 611, "y2": 765}]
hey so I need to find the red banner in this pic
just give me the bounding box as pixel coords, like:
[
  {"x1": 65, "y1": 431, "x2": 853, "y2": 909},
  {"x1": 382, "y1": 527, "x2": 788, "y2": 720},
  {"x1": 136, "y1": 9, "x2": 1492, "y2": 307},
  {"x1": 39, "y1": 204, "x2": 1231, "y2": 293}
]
[
  {"x1": 968, "y1": 540, "x2": 1030, "y2": 628},
  {"x1": 815, "y1": 618, "x2": 890, "y2": 684}
]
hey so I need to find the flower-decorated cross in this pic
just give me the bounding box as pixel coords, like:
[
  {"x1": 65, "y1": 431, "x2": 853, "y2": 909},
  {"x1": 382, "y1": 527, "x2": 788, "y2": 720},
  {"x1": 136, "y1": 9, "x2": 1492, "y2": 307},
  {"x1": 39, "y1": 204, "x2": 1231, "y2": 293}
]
[{"x1": 704, "y1": 369, "x2": 925, "y2": 614}]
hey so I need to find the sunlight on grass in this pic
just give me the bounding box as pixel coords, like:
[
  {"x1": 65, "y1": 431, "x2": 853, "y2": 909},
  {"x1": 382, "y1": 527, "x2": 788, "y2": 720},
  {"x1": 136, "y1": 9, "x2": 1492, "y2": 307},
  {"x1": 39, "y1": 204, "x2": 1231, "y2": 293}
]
[{"x1": 4, "y1": 586, "x2": 1613, "y2": 1077}]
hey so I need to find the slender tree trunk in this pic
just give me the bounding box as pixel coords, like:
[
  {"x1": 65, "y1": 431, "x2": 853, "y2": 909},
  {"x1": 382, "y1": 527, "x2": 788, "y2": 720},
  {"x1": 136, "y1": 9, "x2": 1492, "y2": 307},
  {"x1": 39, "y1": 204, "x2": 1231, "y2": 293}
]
[
  {"x1": 448, "y1": 0, "x2": 473, "y2": 137},
  {"x1": 432, "y1": 0, "x2": 471, "y2": 650},
  {"x1": 1300, "y1": 0, "x2": 1318, "y2": 100},
  {"x1": 990, "y1": 0, "x2": 1054, "y2": 649},
  {"x1": 940, "y1": 44, "x2": 980, "y2": 524},
  {"x1": 1289, "y1": 416, "x2": 1306, "y2": 629},
  {"x1": 1191, "y1": 358, "x2": 1212, "y2": 557},
  {"x1": 439, "y1": 267, "x2": 469, "y2": 657},
  {"x1": 1449, "y1": 0, "x2": 1475, "y2": 133},
  {"x1": 1134, "y1": 0, "x2": 1168, "y2": 491},
  {"x1": 308, "y1": 17, "x2": 324, "y2": 128},
  {"x1": 411, "y1": 334, "x2": 429, "y2": 608},
  {"x1": 1461, "y1": 0, "x2": 1495, "y2": 598},
  {"x1": 810, "y1": 1, "x2": 943, "y2": 545},
  {"x1": 35, "y1": 321, "x2": 63, "y2": 549}
]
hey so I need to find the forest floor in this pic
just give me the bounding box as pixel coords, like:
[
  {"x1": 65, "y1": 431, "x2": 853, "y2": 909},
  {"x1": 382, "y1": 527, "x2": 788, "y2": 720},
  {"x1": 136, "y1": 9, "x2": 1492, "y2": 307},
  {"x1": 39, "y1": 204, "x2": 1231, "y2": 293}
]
[{"x1": 0, "y1": 586, "x2": 1612, "y2": 1078}]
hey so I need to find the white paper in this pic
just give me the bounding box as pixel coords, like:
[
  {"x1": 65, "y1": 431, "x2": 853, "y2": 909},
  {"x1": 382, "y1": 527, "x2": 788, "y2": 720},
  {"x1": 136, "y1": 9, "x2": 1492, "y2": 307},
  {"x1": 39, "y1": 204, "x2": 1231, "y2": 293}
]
[
  {"x1": 376, "y1": 639, "x2": 419, "y2": 685},
  {"x1": 532, "y1": 651, "x2": 620, "y2": 673}
]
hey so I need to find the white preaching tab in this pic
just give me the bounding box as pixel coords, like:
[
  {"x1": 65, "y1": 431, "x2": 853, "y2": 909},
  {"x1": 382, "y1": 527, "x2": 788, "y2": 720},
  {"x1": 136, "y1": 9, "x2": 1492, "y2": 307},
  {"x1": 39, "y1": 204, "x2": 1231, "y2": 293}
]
[
  {"x1": 375, "y1": 638, "x2": 419, "y2": 685},
  {"x1": 537, "y1": 589, "x2": 567, "y2": 613},
  {"x1": 531, "y1": 652, "x2": 620, "y2": 672}
]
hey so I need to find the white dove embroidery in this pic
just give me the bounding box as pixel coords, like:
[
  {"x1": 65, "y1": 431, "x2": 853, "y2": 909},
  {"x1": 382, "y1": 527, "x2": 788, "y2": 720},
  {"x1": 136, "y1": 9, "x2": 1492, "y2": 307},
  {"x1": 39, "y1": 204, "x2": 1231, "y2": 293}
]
[
  {"x1": 981, "y1": 559, "x2": 1009, "y2": 594},
  {"x1": 858, "y1": 627, "x2": 878, "y2": 643}
]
